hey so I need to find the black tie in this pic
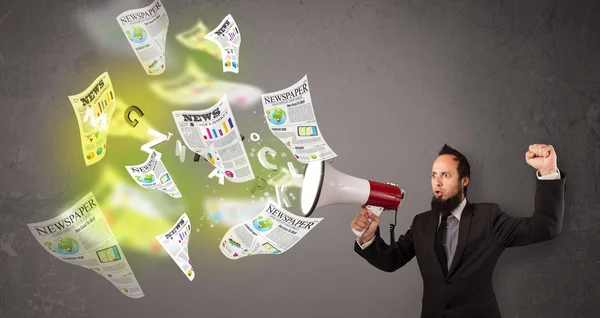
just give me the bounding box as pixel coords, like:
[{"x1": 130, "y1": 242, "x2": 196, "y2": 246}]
[{"x1": 435, "y1": 212, "x2": 450, "y2": 276}]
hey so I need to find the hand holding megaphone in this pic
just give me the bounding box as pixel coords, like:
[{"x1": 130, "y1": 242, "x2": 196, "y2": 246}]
[
  {"x1": 299, "y1": 161, "x2": 407, "y2": 244},
  {"x1": 351, "y1": 205, "x2": 384, "y2": 238}
]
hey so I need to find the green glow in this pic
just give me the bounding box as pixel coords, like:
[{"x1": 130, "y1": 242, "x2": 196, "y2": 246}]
[{"x1": 49, "y1": 19, "x2": 305, "y2": 257}]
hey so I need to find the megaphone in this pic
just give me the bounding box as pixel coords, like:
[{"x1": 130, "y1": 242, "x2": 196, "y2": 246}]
[{"x1": 300, "y1": 161, "x2": 406, "y2": 237}]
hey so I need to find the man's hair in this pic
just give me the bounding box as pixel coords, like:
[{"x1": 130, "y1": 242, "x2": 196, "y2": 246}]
[{"x1": 438, "y1": 144, "x2": 471, "y2": 196}]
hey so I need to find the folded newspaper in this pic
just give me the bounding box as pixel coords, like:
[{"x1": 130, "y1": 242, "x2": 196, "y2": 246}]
[
  {"x1": 68, "y1": 72, "x2": 116, "y2": 166},
  {"x1": 117, "y1": 0, "x2": 169, "y2": 75},
  {"x1": 155, "y1": 213, "x2": 195, "y2": 281},
  {"x1": 204, "y1": 14, "x2": 241, "y2": 73},
  {"x1": 261, "y1": 75, "x2": 337, "y2": 163},
  {"x1": 172, "y1": 95, "x2": 255, "y2": 183},
  {"x1": 219, "y1": 200, "x2": 323, "y2": 259},
  {"x1": 27, "y1": 192, "x2": 144, "y2": 298},
  {"x1": 125, "y1": 150, "x2": 182, "y2": 198}
]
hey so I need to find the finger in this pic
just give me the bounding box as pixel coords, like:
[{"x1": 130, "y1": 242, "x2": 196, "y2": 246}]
[
  {"x1": 360, "y1": 207, "x2": 368, "y2": 216},
  {"x1": 525, "y1": 151, "x2": 535, "y2": 159},
  {"x1": 354, "y1": 215, "x2": 369, "y2": 224},
  {"x1": 535, "y1": 144, "x2": 545, "y2": 154},
  {"x1": 357, "y1": 213, "x2": 369, "y2": 222},
  {"x1": 355, "y1": 218, "x2": 370, "y2": 228},
  {"x1": 535, "y1": 144, "x2": 544, "y2": 156},
  {"x1": 529, "y1": 145, "x2": 539, "y2": 157},
  {"x1": 367, "y1": 211, "x2": 379, "y2": 221},
  {"x1": 542, "y1": 146, "x2": 550, "y2": 157},
  {"x1": 353, "y1": 224, "x2": 365, "y2": 231},
  {"x1": 528, "y1": 144, "x2": 537, "y2": 153},
  {"x1": 356, "y1": 217, "x2": 373, "y2": 230},
  {"x1": 536, "y1": 145, "x2": 548, "y2": 157},
  {"x1": 351, "y1": 219, "x2": 364, "y2": 231},
  {"x1": 546, "y1": 145, "x2": 555, "y2": 158}
]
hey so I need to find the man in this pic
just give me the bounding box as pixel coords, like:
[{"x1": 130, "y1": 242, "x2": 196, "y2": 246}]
[{"x1": 351, "y1": 144, "x2": 566, "y2": 318}]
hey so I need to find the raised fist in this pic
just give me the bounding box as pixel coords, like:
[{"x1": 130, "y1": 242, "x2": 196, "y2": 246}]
[{"x1": 525, "y1": 144, "x2": 558, "y2": 176}]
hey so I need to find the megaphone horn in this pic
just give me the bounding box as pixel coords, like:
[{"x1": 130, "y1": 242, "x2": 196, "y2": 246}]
[{"x1": 300, "y1": 161, "x2": 406, "y2": 217}]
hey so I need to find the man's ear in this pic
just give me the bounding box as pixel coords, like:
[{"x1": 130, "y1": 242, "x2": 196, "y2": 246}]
[{"x1": 462, "y1": 176, "x2": 470, "y2": 187}]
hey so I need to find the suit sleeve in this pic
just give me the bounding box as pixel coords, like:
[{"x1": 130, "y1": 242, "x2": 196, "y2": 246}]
[
  {"x1": 491, "y1": 171, "x2": 567, "y2": 248},
  {"x1": 353, "y1": 215, "x2": 417, "y2": 272}
]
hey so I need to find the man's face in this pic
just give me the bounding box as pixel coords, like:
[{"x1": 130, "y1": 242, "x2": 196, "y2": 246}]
[{"x1": 431, "y1": 154, "x2": 467, "y2": 203}]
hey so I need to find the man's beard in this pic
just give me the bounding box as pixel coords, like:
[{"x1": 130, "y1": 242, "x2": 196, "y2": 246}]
[{"x1": 431, "y1": 186, "x2": 464, "y2": 214}]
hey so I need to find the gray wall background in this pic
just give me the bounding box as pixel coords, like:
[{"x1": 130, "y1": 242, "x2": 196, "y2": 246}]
[{"x1": 1, "y1": 0, "x2": 599, "y2": 317}]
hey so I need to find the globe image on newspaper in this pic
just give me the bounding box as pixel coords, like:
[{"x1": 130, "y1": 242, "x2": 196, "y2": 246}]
[
  {"x1": 252, "y1": 216, "x2": 274, "y2": 232},
  {"x1": 266, "y1": 107, "x2": 286, "y2": 125},
  {"x1": 135, "y1": 173, "x2": 155, "y2": 184},
  {"x1": 44, "y1": 237, "x2": 80, "y2": 255},
  {"x1": 126, "y1": 26, "x2": 148, "y2": 43}
]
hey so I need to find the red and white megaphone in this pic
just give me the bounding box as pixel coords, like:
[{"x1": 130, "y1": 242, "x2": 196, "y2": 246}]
[{"x1": 300, "y1": 161, "x2": 406, "y2": 237}]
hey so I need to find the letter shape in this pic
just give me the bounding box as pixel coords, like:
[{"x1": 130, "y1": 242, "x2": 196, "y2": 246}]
[
  {"x1": 141, "y1": 129, "x2": 173, "y2": 154},
  {"x1": 124, "y1": 106, "x2": 144, "y2": 128}
]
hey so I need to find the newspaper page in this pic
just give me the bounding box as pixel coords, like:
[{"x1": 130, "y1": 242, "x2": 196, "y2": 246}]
[
  {"x1": 203, "y1": 14, "x2": 241, "y2": 73},
  {"x1": 68, "y1": 72, "x2": 116, "y2": 166},
  {"x1": 175, "y1": 20, "x2": 221, "y2": 59},
  {"x1": 261, "y1": 75, "x2": 337, "y2": 163},
  {"x1": 149, "y1": 59, "x2": 262, "y2": 108},
  {"x1": 155, "y1": 213, "x2": 195, "y2": 281},
  {"x1": 219, "y1": 200, "x2": 323, "y2": 259},
  {"x1": 125, "y1": 150, "x2": 182, "y2": 198},
  {"x1": 27, "y1": 192, "x2": 144, "y2": 298},
  {"x1": 117, "y1": 0, "x2": 169, "y2": 75},
  {"x1": 172, "y1": 95, "x2": 255, "y2": 183}
]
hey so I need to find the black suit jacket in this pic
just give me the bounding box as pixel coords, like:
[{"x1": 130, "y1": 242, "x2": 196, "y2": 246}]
[{"x1": 354, "y1": 172, "x2": 567, "y2": 318}]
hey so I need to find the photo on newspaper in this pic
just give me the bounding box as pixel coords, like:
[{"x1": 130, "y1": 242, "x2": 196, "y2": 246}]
[
  {"x1": 116, "y1": 0, "x2": 169, "y2": 75},
  {"x1": 155, "y1": 213, "x2": 195, "y2": 281},
  {"x1": 172, "y1": 95, "x2": 255, "y2": 183},
  {"x1": 125, "y1": 150, "x2": 182, "y2": 198},
  {"x1": 175, "y1": 20, "x2": 221, "y2": 59},
  {"x1": 149, "y1": 59, "x2": 262, "y2": 108},
  {"x1": 203, "y1": 14, "x2": 241, "y2": 73},
  {"x1": 219, "y1": 200, "x2": 323, "y2": 259},
  {"x1": 68, "y1": 72, "x2": 116, "y2": 166},
  {"x1": 27, "y1": 192, "x2": 144, "y2": 298},
  {"x1": 261, "y1": 75, "x2": 337, "y2": 163}
]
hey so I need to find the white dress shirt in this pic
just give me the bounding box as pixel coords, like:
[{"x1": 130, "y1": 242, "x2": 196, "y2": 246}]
[{"x1": 356, "y1": 169, "x2": 561, "y2": 249}]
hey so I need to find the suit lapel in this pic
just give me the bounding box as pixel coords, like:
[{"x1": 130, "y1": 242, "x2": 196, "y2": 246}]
[
  {"x1": 447, "y1": 202, "x2": 473, "y2": 277},
  {"x1": 425, "y1": 210, "x2": 447, "y2": 280}
]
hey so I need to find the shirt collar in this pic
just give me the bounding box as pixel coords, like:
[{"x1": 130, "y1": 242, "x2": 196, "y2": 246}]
[
  {"x1": 439, "y1": 198, "x2": 467, "y2": 221},
  {"x1": 451, "y1": 198, "x2": 467, "y2": 221}
]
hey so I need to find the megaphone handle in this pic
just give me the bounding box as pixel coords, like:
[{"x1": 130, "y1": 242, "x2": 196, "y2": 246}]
[{"x1": 353, "y1": 205, "x2": 385, "y2": 238}]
